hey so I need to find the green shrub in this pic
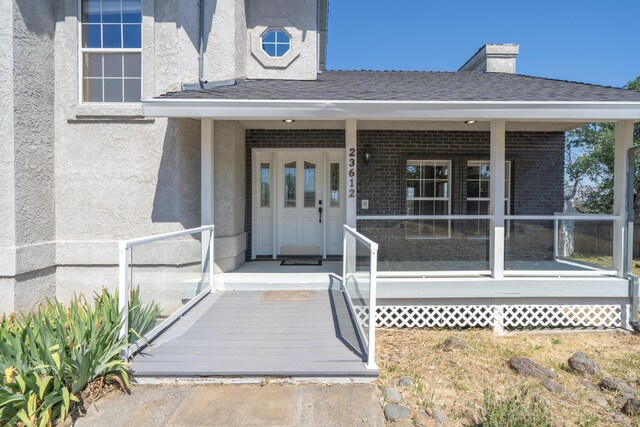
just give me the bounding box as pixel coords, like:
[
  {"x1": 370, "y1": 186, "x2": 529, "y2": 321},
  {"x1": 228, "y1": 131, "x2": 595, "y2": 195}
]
[
  {"x1": 480, "y1": 387, "x2": 551, "y2": 427},
  {"x1": 0, "y1": 288, "x2": 159, "y2": 426}
]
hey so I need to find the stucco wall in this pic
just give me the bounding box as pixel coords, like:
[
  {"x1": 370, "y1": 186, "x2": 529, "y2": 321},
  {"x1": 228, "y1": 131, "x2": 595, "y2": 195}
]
[
  {"x1": 2, "y1": 0, "x2": 319, "y2": 312},
  {"x1": 245, "y1": 0, "x2": 318, "y2": 80},
  {"x1": 214, "y1": 121, "x2": 247, "y2": 272},
  {"x1": 0, "y1": 0, "x2": 57, "y2": 312}
]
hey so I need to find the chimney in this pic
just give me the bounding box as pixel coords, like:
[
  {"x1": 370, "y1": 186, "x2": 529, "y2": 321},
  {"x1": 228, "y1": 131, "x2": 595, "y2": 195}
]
[{"x1": 459, "y1": 44, "x2": 519, "y2": 74}]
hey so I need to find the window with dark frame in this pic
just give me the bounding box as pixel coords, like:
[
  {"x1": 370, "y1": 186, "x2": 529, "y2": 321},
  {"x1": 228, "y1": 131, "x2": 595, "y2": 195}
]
[{"x1": 405, "y1": 160, "x2": 451, "y2": 239}]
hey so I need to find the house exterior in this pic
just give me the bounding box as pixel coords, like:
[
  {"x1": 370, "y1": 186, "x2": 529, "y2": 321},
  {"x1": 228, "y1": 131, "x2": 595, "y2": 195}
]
[{"x1": 3, "y1": 0, "x2": 640, "y2": 336}]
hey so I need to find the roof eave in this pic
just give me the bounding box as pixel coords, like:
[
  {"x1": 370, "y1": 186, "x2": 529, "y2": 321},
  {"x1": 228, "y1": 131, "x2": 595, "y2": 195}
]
[{"x1": 141, "y1": 98, "x2": 640, "y2": 122}]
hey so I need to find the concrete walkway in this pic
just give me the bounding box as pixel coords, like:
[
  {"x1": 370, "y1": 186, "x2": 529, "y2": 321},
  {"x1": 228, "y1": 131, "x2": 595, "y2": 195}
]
[{"x1": 73, "y1": 383, "x2": 384, "y2": 427}]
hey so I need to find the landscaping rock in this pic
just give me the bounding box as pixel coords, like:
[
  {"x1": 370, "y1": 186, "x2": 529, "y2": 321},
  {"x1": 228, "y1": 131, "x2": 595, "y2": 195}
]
[
  {"x1": 432, "y1": 406, "x2": 449, "y2": 426},
  {"x1": 532, "y1": 394, "x2": 552, "y2": 407},
  {"x1": 613, "y1": 413, "x2": 625, "y2": 424},
  {"x1": 592, "y1": 395, "x2": 608, "y2": 408},
  {"x1": 622, "y1": 398, "x2": 640, "y2": 416},
  {"x1": 568, "y1": 352, "x2": 602, "y2": 376},
  {"x1": 441, "y1": 337, "x2": 469, "y2": 352},
  {"x1": 415, "y1": 411, "x2": 434, "y2": 427},
  {"x1": 601, "y1": 377, "x2": 637, "y2": 396},
  {"x1": 542, "y1": 379, "x2": 573, "y2": 397},
  {"x1": 508, "y1": 357, "x2": 556, "y2": 379},
  {"x1": 382, "y1": 386, "x2": 403, "y2": 404},
  {"x1": 384, "y1": 403, "x2": 411, "y2": 422},
  {"x1": 580, "y1": 380, "x2": 597, "y2": 391},
  {"x1": 398, "y1": 377, "x2": 413, "y2": 387}
]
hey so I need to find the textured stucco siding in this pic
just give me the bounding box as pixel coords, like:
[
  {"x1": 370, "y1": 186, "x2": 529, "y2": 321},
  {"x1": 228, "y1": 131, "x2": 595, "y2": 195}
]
[
  {"x1": 213, "y1": 121, "x2": 247, "y2": 272},
  {"x1": 245, "y1": 0, "x2": 318, "y2": 80},
  {"x1": 0, "y1": 1, "x2": 57, "y2": 312}
]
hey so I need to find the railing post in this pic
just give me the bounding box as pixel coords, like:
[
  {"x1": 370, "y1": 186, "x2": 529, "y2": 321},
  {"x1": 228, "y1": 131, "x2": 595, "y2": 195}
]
[
  {"x1": 366, "y1": 243, "x2": 379, "y2": 370},
  {"x1": 553, "y1": 217, "x2": 559, "y2": 260},
  {"x1": 208, "y1": 225, "x2": 215, "y2": 291},
  {"x1": 118, "y1": 242, "x2": 130, "y2": 357},
  {"x1": 342, "y1": 226, "x2": 347, "y2": 283}
]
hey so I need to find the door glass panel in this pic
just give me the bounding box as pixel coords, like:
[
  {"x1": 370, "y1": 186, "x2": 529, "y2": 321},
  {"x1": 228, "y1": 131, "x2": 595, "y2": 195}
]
[
  {"x1": 284, "y1": 162, "x2": 296, "y2": 207},
  {"x1": 260, "y1": 163, "x2": 270, "y2": 207},
  {"x1": 330, "y1": 162, "x2": 340, "y2": 207},
  {"x1": 304, "y1": 162, "x2": 316, "y2": 208}
]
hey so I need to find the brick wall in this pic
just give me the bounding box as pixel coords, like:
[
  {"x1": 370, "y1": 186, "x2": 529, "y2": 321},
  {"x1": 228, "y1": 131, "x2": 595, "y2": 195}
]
[
  {"x1": 356, "y1": 130, "x2": 565, "y2": 264},
  {"x1": 244, "y1": 129, "x2": 565, "y2": 263}
]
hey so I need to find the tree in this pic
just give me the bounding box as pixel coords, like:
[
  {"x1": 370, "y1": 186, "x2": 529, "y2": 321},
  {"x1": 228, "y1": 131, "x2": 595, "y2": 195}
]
[{"x1": 564, "y1": 76, "x2": 640, "y2": 213}]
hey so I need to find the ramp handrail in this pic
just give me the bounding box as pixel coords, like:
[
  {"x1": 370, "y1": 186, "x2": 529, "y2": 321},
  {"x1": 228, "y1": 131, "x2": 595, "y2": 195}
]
[
  {"x1": 118, "y1": 225, "x2": 214, "y2": 357},
  {"x1": 342, "y1": 225, "x2": 378, "y2": 370}
]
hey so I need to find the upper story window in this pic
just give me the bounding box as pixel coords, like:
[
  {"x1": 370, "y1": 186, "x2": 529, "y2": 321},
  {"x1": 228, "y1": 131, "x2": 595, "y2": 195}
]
[
  {"x1": 81, "y1": 0, "x2": 142, "y2": 103},
  {"x1": 261, "y1": 28, "x2": 291, "y2": 58}
]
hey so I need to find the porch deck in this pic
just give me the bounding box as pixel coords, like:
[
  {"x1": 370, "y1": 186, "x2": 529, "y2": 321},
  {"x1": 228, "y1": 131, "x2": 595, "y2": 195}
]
[{"x1": 132, "y1": 287, "x2": 374, "y2": 378}]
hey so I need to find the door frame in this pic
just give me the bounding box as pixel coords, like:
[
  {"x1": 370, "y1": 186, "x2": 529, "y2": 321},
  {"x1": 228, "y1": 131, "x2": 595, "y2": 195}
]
[{"x1": 251, "y1": 148, "x2": 346, "y2": 259}]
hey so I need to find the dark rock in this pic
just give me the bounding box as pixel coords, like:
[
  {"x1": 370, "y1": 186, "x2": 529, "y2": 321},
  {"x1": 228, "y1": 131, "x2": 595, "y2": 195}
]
[
  {"x1": 622, "y1": 397, "x2": 640, "y2": 415},
  {"x1": 382, "y1": 386, "x2": 403, "y2": 404},
  {"x1": 441, "y1": 337, "x2": 469, "y2": 352},
  {"x1": 384, "y1": 403, "x2": 411, "y2": 422},
  {"x1": 601, "y1": 377, "x2": 637, "y2": 396},
  {"x1": 568, "y1": 352, "x2": 602, "y2": 376},
  {"x1": 432, "y1": 406, "x2": 449, "y2": 426},
  {"x1": 508, "y1": 357, "x2": 556, "y2": 379},
  {"x1": 591, "y1": 395, "x2": 608, "y2": 408},
  {"x1": 398, "y1": 377, "x2": 413, "y2": 387},
  {"x1": 541, "y1": 379, "x2": 573, "y2": 397}
]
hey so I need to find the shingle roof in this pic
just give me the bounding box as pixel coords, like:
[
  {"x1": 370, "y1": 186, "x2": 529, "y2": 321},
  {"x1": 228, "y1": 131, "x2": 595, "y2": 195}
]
[{"x1": 158, "y1": 70, "x2": 640, "y2": 102}]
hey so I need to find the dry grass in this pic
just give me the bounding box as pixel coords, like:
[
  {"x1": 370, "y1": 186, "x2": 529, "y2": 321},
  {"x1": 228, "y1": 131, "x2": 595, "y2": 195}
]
[{"x1": 377, "y1": 329, "x2": 640, "y2": 426}]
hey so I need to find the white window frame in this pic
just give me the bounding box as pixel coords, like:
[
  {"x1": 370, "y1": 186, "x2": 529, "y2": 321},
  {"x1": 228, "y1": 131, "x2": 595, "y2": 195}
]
[
  {"x1": 405, "y1": 160, "x2": 452, "y2": 240},
  {"x1": 466, "y1": 160, "x2": 511, "y2": 239},
  {"x1": 261, "y1": 28, "x2": 292, "y2": 58},
  {"x1": 77, "y1": 0, "x2": 143, "y2": 104}
]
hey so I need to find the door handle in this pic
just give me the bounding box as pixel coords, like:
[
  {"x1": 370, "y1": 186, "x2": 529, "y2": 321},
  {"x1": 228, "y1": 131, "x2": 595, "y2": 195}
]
[{"x1": 318, "y1": 200, "x2": 323, "y2": 223}]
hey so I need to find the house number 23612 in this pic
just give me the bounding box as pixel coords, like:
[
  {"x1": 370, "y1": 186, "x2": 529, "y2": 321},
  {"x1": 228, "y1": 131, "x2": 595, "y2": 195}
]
[{"x1": 348, "y1": 148, "x2": 356, "y2": 198}]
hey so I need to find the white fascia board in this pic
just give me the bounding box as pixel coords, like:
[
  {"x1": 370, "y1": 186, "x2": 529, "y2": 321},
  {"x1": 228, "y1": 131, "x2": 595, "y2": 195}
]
[{"x1": 141, "y1": 99, "x2": 640, "y2": 121}]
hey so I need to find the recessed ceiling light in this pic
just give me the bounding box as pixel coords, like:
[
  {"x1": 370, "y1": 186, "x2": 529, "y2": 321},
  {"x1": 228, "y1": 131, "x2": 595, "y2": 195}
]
[
  {"x1": 465, "y1": 120, "x2": 477, "y2": 124},
  {"x1": 283, "y1": 119, "x2": 295, "y2": 123}
]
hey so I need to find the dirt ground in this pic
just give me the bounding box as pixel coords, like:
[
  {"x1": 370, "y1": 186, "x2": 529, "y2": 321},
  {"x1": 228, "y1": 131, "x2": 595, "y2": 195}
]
[{"x1": 377, "y1": 329, "x2": 640, "y2": 426}]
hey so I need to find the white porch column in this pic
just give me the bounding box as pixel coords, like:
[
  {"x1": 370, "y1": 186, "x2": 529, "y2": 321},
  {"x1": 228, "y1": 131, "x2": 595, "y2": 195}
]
[
  {"x1": 201, "y1": 119, "x2": 215, "y2": 276},
  {"x1": 345, "y1": 119, "x2": 358, "y2": 227},
  {"x1": 490, "y1": 120, "x2": 506, "y2": 278},
  {"x1": 613, "y1": 121, "x2": 635, "y2": 276}
]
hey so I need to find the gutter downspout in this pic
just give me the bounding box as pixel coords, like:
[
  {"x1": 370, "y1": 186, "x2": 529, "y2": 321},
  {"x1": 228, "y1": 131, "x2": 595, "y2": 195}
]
[
  {"x1": 198, "y1": 0, "x2": 207, "y2": 88},
  {"x1": 626, "y1": 145, "x2": 640, "y2": 332}
]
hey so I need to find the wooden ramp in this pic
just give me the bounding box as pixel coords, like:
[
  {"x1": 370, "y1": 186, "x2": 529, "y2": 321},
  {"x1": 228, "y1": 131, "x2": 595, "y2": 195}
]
[{"x1": 132, "y1": 289, "x2": 375, "y2": 378}]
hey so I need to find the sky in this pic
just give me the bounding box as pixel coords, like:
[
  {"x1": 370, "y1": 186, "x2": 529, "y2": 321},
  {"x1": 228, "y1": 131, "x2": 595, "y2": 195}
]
[{"x1": 326, "y1": 0, "x2": 640, "y2": 88}]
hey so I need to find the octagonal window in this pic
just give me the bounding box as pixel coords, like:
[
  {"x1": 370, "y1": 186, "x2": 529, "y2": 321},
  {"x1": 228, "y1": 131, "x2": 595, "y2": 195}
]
[{"x1": 262, "y1": 28, "x2": 291, "y2": 58}]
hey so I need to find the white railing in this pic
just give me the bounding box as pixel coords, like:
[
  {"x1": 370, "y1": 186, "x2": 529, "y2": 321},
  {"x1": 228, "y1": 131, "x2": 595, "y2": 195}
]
[
  {"x1": 356, "y1": 214, "x2": 620, "y2": 277},
  {"x1": 118, "y1": 225, "x2": 214, "y2": 357},
  {"x1": 342, "y1": 225, "x2": 378, "y2": 370}
]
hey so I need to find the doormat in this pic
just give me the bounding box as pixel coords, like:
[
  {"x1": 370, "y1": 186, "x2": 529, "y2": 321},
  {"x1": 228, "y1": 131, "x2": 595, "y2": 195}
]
[
  {"x1": 261, "y1": 290, "x2": 316, "y2": 301},
  {"x1": 280, "y1": 259, "x2": 322, "y2": 266}
]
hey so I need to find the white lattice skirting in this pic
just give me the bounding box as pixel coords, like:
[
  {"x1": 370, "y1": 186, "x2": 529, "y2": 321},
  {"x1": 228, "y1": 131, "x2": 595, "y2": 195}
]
[{"x1": 353, "y1": 304, "x2": 629, "y2": 330}]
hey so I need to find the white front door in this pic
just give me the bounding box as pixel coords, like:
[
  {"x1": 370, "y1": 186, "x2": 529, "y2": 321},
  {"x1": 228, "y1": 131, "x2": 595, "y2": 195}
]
[
  {"x1": 252, "y1": 149, "x2": 345, "y2": 258},
  {"x1": 278, "y1": 152, "x2": 324, "y2": 255}
]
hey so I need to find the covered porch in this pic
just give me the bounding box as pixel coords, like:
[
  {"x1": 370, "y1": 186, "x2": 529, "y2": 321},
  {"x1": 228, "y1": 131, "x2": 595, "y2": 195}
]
[{"x1": 127, "y1": 71, "x2": 640, "y2": 375}]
